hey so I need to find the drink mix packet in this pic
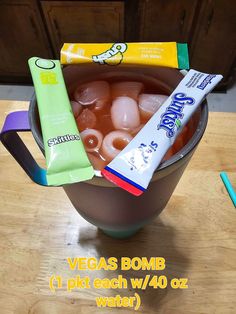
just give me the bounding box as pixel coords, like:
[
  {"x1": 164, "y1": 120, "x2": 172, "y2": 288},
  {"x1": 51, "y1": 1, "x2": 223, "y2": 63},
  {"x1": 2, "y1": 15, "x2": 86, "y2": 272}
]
[
  {"x1": 61, "y1": 42, "x2": 189, "y2": 69},
  {"x1": 102, "y1": 70, "x2": 223, "y2": 196},
  {"x1": 28, "y1": 57, "x2": 94, "y2": 186}
]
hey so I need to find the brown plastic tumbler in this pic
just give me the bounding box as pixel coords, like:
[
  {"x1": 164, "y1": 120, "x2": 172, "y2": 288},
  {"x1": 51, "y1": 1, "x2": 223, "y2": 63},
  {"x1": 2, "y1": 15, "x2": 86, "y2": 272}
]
[{"x1": 28, "y1": 65, "x2": 208, "y2": 238}]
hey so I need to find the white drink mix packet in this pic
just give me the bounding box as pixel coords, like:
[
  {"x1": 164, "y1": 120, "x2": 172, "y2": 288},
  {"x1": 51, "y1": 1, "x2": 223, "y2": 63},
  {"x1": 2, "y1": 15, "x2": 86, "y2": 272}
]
[{"x1": 102, "y1": 69, "x2": 223, "y2": 196}]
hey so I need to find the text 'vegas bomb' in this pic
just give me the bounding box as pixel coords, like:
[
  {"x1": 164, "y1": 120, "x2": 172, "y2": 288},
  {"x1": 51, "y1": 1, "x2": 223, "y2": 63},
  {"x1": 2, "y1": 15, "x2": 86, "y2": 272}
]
[{"x1": 67, "y1": 257, "x2": 166, "y2": 271}]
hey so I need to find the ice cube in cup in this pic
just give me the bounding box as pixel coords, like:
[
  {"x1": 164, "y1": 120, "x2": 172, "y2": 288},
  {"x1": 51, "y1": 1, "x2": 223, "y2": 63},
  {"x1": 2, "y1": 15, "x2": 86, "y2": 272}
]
[
  {"x1": 111, "y1": 96, "x2": 140, "y2": 130},
  {"x1": 138, "y1": 94, "x2": 168, "y2": 120},
  {"x1": 80, "y1": 129, "x2": 103, "y2": 153},
  {"x1": 70, "y1": 100, "x2": 82, "y2": 118},
  {"x1": 111, "y1": 81, "x2": 143, "y2": 100},
  {"x1": 76, "y1": 109, "x2": 97, "y2": 132},
  {"x1": 74, "y1": 81, "x2": 110, "y2": 110},
  {"x1": 172, "y1": 126, "x2": 188, "y2": 153},
  {"x1": 101, "y1": 130, "x2": 133, "y2": 162},
  {"x1": 87, "y1": 152, "x2": 107, "y2": 171}
]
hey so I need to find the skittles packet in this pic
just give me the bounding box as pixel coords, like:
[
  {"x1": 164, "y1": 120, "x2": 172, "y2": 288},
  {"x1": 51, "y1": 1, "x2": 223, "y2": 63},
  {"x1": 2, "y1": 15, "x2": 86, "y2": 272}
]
[{"x1": 28, "y1": 57, "x2": 94, "y2": 186}]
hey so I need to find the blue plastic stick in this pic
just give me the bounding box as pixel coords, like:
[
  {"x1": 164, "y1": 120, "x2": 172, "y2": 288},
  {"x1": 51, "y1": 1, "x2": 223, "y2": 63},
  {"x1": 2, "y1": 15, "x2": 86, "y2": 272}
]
[{"x1": 220, "y1": 172, "x2": 236, "y2": 207}]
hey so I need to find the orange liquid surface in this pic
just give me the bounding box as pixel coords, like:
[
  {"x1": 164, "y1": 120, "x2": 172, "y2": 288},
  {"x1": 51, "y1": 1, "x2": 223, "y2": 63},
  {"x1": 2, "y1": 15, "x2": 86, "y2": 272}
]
[{"x1": 70, "y1": 78, "x2": 195, "y2": 171}]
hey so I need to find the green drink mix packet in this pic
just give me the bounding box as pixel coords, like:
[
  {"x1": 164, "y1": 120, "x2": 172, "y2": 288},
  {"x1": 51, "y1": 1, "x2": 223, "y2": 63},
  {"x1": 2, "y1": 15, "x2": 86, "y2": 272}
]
[{"x1": 28, "y1": 57, "x2": 94, "y2": 185}]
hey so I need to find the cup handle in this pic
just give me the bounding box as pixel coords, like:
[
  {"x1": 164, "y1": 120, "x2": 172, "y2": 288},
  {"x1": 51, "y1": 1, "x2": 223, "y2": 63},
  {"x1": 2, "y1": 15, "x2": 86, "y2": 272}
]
[{"x1": 0, "y1": 110, "x2": 47, "y2": 186}]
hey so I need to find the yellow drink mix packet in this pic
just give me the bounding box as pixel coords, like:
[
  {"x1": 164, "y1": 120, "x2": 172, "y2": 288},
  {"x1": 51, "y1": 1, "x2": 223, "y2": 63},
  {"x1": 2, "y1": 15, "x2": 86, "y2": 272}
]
[{"x1": 61, "y1": 42, "x2": 189, "y2": 69}]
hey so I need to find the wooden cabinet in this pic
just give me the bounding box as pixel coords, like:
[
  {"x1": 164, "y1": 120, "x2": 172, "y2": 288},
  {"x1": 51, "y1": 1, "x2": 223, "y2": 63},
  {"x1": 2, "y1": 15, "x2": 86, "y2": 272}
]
[
  {"x1": 139, "y1": 0, "x2": 199, "y2": 42},
  {"x1": 0, "y1": 0, "x2": 52, "y2": 83},
  {"x1": 190, "y1": 0, "x2": 236, "y2": 89},
  {"x1": 135, "y1": 0, "x2": 236, "y2": 88},
  {"x1": 41, "y1": 1, "x2": 124, "y2": 57},
  {"x1": 0, "y1": 0, "x2": 235, "y2": 89}
]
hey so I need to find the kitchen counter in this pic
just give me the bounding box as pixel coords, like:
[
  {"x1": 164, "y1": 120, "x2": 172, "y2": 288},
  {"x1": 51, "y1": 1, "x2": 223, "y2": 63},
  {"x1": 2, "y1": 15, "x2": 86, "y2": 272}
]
[{"x1": 0, "y1": 100, "x2": 235, "y2": 313}]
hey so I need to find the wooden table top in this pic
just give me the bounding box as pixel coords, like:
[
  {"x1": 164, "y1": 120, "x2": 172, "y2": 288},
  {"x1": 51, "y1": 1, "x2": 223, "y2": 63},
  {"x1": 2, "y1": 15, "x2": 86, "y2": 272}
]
[{"x1": 0, "y1": 100, "x2": 236, "y2": 314}]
